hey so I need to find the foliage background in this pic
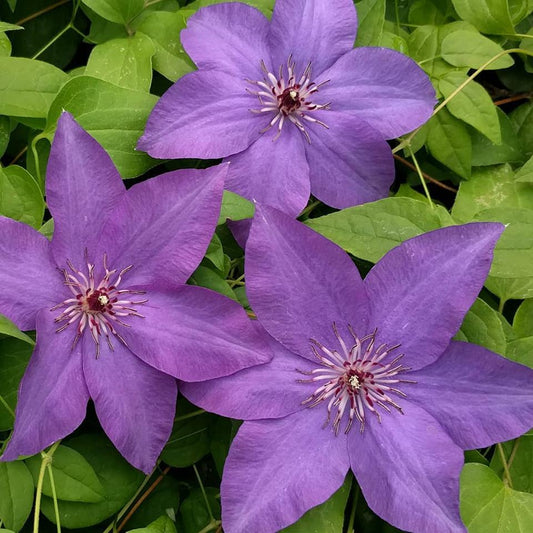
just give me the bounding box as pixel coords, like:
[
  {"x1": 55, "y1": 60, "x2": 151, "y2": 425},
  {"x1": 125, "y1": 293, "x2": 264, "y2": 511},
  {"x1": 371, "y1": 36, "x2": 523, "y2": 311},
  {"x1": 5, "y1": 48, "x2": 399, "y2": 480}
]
[{"x1": 0, "y1": 0, "x2": 533, "y2": 531}]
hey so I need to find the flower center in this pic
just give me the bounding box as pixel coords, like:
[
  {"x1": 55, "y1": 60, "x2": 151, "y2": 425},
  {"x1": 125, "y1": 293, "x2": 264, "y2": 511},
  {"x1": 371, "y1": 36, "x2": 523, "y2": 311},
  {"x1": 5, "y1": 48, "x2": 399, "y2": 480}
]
[
  {"x1": 247, "y1": 56, "x2": 330, "y2": 143},
  {"x1": 299, "y1": 324, "x2": 415, "y2": 434},
  {"x1": 51, "y1": 253, "x2": 147, "y2": 356}
]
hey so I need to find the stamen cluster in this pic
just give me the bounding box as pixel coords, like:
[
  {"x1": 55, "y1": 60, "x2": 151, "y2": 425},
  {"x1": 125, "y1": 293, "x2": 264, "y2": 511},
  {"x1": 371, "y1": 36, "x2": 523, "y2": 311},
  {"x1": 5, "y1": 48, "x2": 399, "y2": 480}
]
[
  {"x1": 52, "y1": 254, "x2": 147, "y2": 356},
  {"x1": 301, "y1": 325, "x2": 414, "y2": 434},
  {"x1": 248, "y1": 56, "x2": 330, "y2": 142}
]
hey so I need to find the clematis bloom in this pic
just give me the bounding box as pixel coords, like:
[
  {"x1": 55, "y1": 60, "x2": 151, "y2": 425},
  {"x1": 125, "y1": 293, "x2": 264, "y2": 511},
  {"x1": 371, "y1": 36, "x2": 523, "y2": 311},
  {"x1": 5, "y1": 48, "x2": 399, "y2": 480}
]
[
  {"x1": 181, "y1": 206, "x2": 533, "y2": 532},
  {"x1": 138, "y1": 0, "x2": 435, "y2": 216},
  {"x1": 0, "y1": 113, "x2": 270, "y2": 473}
]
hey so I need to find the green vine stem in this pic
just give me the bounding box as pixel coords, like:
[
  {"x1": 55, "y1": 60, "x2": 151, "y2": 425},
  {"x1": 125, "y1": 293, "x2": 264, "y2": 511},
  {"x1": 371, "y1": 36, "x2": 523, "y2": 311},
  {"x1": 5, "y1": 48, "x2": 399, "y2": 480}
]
[{"x1": 34, "y1": 441, "x2": 61, "y2": 533}]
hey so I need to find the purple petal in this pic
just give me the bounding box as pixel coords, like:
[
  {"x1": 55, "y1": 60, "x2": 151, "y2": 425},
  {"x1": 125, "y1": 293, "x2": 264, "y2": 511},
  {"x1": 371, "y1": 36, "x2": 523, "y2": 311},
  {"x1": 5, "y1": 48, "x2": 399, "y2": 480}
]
[
  {"x1": 306, "y1": 113, "x2": 395, "y2": 209},
  {"x1": 408, "y1": 341, "x2": 533, "y2": 449},
  {"x1": 121, "y1": 287, "x2": 272, "y2": 382},
  {"x1": 221, "y1": 407, "x2": 349, "y2": 533},
  {"x1": 1, "y1": 309, "x2": 89, "y2": 461},
  {"x1": 365, "y1": 223, "x2": 505, "y2": 370},
  {"x1": 225, "y1": 125, "x2": 310, "y2": 217},
  {"x1": 182, "y1": 3, "x2": 271, "y2": 78},
  {"x1": 246, "y1": 205, "x2": 369, "y2": 360},
  {"x1": 268, "y1": 0, "x2": 357, "y2": 75},
  {"x1": 137, "y1": 70, "x2": 264, "y2": 159},
  {"x1": 180, "y1": 326, "x2": 315, "y2": 420},
  {"x1": 97, "y1": 165, "x2": 225, "y2": 288},
  {"x1": 319, "y1": 48, "x2": 436, "y2": 139},
  {"x1": 82, "y1": 335, "x2": 176, "y2": 474},
  {"x1": 349, "y1": 404, "x2": 466, "y2": 533},
  {"x1": 0, "y1": 217, "x2": 63, "y2": 331},
  {"x1": 47, "y1": 112, "x2": 125, "y2": 269}
]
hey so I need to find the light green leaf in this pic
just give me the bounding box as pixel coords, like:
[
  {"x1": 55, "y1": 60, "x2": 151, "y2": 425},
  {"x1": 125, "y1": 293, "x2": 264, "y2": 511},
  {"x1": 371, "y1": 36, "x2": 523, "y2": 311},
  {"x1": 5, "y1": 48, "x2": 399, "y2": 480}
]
[
  {"x1": 378, "y1": 30, "x2": 408, "y2": 53},
  {"x1": 355, "y1": 0, "x2": 385, "y2": 47},
  {"x1": 506, "y1": 336, "x2": 533, "y2": 367},
  {"x1": 217, "y1": 190, "x2": 255, "y2": 225},
  {"x1": 461, "y1": 463, "x2": 533, "y2": 532},
  {"x1": 471, "y1": 108, "x2": 524, "y2": 167},
  {"x1": 486, "y1": 277, "x2": 533, "y2": 302},
  {"x1": 439, "y1": 71, "x2": 501, "y2": 144},
  {"x1": 0, "y1": 166, "x2": 44, "y2": 228},
  {"x1": 281, "y1": 476, "x2": 351, "y2": 533},
  {"x1": 39, "y1": 433, "x2": 144, "y2": 528},
  {"x1": 0, "y1": 57, "x2": 67, "y2": 118},
  {"x1": 306, "y1": 197, "x2": 449, "y2": 263},
  {"x1": 25, "y1": 445, "x2": 105, "y2": 503},
  {"x1": 85, "y1": 33, "x2": 155, "y2": 92},
  {"x1": 450, "y1": 0, "x2": 515, "y2": 34},
  {"x1": 455, "y1": 298, "x2": 506, "y2": 355},
  {"x1": 0, "y1": 33, "x2": 10, "y2": 58},
  {"x1": 205, "y1": 233, "x2": 225, "y2": 272},
  {"x1": 0, "y1": 462, "x2": 34, "y2": 532},
  {"x1": 128, "y1": 515, "x2": 177, "y2": 533},
  {"x1": 0, "y1": 314, "x2": 33, "y2": 345},
  {"x1": 452, "y1": 164, "x2": 533, "y2": 223},
  {"x1": 45, "y1": 76, "x2": 158, "y2": 178},
  {"x1": 82, "y1": 0, "x2": 144, "y2": 24},
  {"x1": 182, "y1": 0, "x2": 274, "y2": 17},
  {"x1": 516, "y1": 155, "x2": 533, "y2": 183},
  {"x1": 0, "y1": 23, "x2": 22, "y2": 33},
  {"x1": 426, "y1": 108, "x2": 472, "y2": 178},
  {"x1": 408, "y1": 25, "x2": 451, "y2": 79},
  {"x1": 189, "y1": 265, "x2": 238, "y2": 301},
  {"x1": 513, "y1": 299, "x2": 533, "y2": 338},
  {"x1": 441, "y1": 30, "x2": 514, "y2": 70},
  {"x1": 137, "y1": 11, "x2": 195, "y2": 82},
  {"x1": 0, "y1": 338, "x2": 32, "y2": 431}
]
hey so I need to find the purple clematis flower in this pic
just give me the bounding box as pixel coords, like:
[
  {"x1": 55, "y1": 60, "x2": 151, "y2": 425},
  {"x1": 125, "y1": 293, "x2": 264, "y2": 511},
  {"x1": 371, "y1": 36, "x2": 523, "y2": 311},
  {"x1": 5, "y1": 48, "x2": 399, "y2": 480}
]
[
  {"x1": 0, "y1": 113, "x2": 271, "y2": 473},
  {"x1": 181, "y1": 206, "x2": 533, "y2": 533},
  {"x1": 138, "y1": 0, "x2": 435, "y2": 216}
]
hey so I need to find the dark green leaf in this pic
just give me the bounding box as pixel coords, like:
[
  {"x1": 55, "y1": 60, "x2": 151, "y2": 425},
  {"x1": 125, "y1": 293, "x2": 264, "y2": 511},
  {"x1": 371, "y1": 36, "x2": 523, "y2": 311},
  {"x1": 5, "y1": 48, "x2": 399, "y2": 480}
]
[
  {"x1": 490, "y1": 437, "x2": 533, "y2": 493},
  {"x1": 179, "y1": 487, "x2": 220, "y2": 533},
  {"x1": 513, "y1": 299, "x2": 533, "y2": 338},
  {"x1": 510, "y1": 100, "x2": 533, "y2": 158}
]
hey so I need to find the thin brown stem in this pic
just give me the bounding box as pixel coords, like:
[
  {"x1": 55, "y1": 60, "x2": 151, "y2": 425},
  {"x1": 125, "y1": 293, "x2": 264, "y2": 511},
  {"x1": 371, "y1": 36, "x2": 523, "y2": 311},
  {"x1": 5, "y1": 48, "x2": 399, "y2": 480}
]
[
  {"x1": 116, "y1": 466, "x2": 171, "y2": 532},
  {"x1": 16, "y1": 0, "x2": 70, "y2": 25},
  {"x1": 493, "y1": 93, "x2": 532, "y2": 106},
  {"x1": 8, "y1": 146, "x2": 28, "y2": 166},
  {"x1": 393, "y1": 154, "x2": 458, "y2": 193}
]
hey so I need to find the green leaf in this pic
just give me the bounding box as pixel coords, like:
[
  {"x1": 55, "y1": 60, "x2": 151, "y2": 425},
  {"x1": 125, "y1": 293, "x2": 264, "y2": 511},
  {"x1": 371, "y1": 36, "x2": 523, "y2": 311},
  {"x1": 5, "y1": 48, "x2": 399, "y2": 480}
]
[
  {"x1": 486, "y1": 276, "x2": 533, "y2": 302},
  {"x1": 182, "y1": 0, "x2": 274, "y2": 17},
  {"x1": 0, "y1": 33, "x2": 11, "y2": 58},
  {"x1": 460, "y1": 463, "x2": 533, "y2": 532},
  {"x1": 510, "y1": 100, "x2": 533, "y2": 158},
  {"x1": 189, "y1": 265, "x2": 238, "y2": 301},
  {"x1": 355, "y1": 0, "x2": 386, "y2": 47},
  {"x1": 506, "y1": 336, "x2": 533, "y2": 367},
  {"x1": 82, "y1": 0, "x2": 145, "y2": 24},
  {"x1": 179, "y1": 487, "x2": 220, "y2": 533},
  {"x1": 490, "y1": 437, "x2": 533, "y2": 493},
  {"x1": 0, "y1": 23, "x2": 22, "y2": 33},
  {"x1": 85, "y1": 33, "x2": 155, "y2": 92},
  {"x1": 161, "y1": 411, "x2": 213, "y2": 468},
  {"x1": 0, "y1": 57, "x2": 67, "y2": 118},
  {"x1": 450, "y1": 0, "x2": 515, "y2": 34},
  {"x1": 0, "y1": 166, "x2": 44, "y2": 228},
  {"x1": 426, "y1": 108, "x2": 472, "y2": 178},
  {"x1": 128, "y1": 515, "x2": 177, "y2": 533},
  {"x1": 217, "y1": 190, "x2": 255, "y2": 225},
  {"x1": 25, "y1": 445, "x2": 105, "y2": 503},
  {"x1": 0, "y1": 338, "x2": 32, "y2": 431},
  {"x1": 408, "y1": 0, "x2": 449, "y2": 25},
  {"x1": 0, "y1": 116, "x2": 10, "y2": 157},
  {"x1": 281, "y1": 476, "x2": 351, "y2": 533},
  {"x1": 513, "y1": 299, "x2": 533, "y2": 338},
  {"x1": 306, "y1": 197, "x2": 448, "y2": 263},
  {"x1": 439, "y1": 71, "x2": 501, "y2": 144},
  {"x1": 454, "y1": 298, "x2": 506, "y2": 355},
  {"x1": 441, "y1": 30, "x2": 514, "y2": 69},
  {"x1": 137, "y1": 11, "x2": 195, "y2": 82},
  {"x1": 45, "y1": 76, "x2": 158, "y2": 178},
  {"x1": 471, "y1": 108, "x2": 524, "y2": 167},
  {"x1": 516, "y1": 155, "x2": 533, "y2": 183},
  {"x1": 378, "y1": 30, "x2": 409, "y2": 53},
  {"x1": 39, "y1": 433, "x2": 144, "y2": 528},
  {"x1": 0, "y1": 462, "x2": 34, "y2": 532},
  {"x1": 0, "y1": 314, "x2": 33, "y2": 345},
  {"x1": 452, "y1": 164, "x2": 533, "y2": 223},
  {"x1": 205, "y1": 234, "x2": 225, "y2": 272},
  {"x1": 407, "y1": 25, "x2": 452, "y2": 79}
]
